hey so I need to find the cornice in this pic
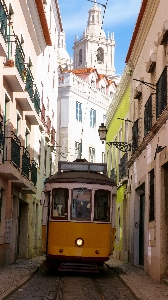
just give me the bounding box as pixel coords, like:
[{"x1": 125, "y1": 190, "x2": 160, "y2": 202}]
[
  {"x1": 106, "y1": 67, "x2": 129, "y2": 129},
  {"x1": 52, "y1": 0, "x2": 63, "y2": 33},
  {"x1": 126, "y1": 0, "x2": 160, "y2": 67},
  {"x1": 35, "y1": 0, "x2": 52, "y2": 46},
  {"x1": 58, "y1": 72, "x2": 110, "y2": 110},
  {"x1": 127, "y1": 107, "x2": 168, "y2": 168}
]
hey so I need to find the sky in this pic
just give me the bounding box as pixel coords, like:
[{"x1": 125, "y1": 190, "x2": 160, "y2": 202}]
[{"x1": 58, "y1": 0, "x2": 141, "y2": 76}]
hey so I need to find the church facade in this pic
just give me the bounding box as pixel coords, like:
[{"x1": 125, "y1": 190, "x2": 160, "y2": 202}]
[{"x1": 57, "y1": 1, "x2": 119, "y2": 163}]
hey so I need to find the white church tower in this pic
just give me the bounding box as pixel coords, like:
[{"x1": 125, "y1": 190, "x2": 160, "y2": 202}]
[{"x1": 73, "y1": 0, "x2": 116, "y2": 78}]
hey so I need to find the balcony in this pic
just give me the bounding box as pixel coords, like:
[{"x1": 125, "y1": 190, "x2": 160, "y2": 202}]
[
  {"x1": 110, "y1": 168, "x2": 116, "y2": 182},
  {"x1": 22, "y1": 146, "x2": 30, "y2": 179},
  {"x1": 0, "y1": 132, "x2": 21, "y2": 179},
  {"x1": 156, "y1": 66, "x2": 167, "y2": 119},
  {"x1": 0, "y1": 131, "x2": 37, "y2": 192},
  {"x1": 119, "y1": 153, "x2": 128, "y2": 182},
  {"x1": 133, "y1": 83, "x2": 142, "y2": 99},
  {"x1": 0, "y1": 0, "x2": 7, "y2": 56},
  {"x1": 144, "y1": 95, "x2": 152, "y2": 137}
]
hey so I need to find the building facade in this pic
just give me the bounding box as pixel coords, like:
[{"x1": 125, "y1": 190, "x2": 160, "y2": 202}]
[
  {"x1": 0, "y1": 0, "x2": 62, "y2": 266},
  {"x1": 125, "y1": 0, "x2": 168, "y2": 281},
  {"x1": 106, "y1": 67, "x2": 130, "y2": 261},
  {"x1": 57, "y1": 1, "x2": 119, "y2": 163},
  {"x1": 58, "y1": 68, "x2": 116, "y2": 163}
]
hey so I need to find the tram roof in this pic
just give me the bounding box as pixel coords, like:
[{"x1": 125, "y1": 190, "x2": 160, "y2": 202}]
[{"x1": 45, "y1": 170, "x2": 116, "y2": 186}]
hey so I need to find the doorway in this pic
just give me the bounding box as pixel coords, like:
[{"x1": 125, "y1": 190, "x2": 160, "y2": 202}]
[{"x1": 139, "y1": 193, "x2": 145, "y2": 265}]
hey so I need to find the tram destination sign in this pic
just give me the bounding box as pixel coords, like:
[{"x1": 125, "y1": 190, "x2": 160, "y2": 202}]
[{"x1": 58, "y1": 161, "x2": 107, "y2": 174}]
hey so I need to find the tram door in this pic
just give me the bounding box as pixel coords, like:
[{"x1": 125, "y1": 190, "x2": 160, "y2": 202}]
[{"x1": 139, "y1": 194, "x2": 145, "y2": 265}]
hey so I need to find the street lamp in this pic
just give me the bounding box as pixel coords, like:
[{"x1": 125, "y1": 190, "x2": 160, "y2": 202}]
[
  {"x1": 98, "y1": 123, "x2": 132, "y2": 153},
  {"x1": 98, "y1": 123, "x2": 107, "y2": 143}
]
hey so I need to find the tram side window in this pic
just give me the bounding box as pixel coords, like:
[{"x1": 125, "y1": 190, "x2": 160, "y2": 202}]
[
  {"x1": 52, "y1": 188, "x2": 68, "y2": 220},
  {"x1": 71, "y1": 188, "x2": 91, "y2": 221},
  {"x1": 94, "y1": 190, "x2": 110, "y2": 222}
]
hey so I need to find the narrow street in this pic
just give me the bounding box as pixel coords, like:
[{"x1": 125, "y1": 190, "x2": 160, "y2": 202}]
[{"x1": 6, "y1": 265, "x2": 136, "y2": 300}]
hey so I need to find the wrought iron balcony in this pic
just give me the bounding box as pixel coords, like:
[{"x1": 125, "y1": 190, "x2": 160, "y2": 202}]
[
  {"x1": 132, "y1": 119, "x2": 139, "y2": 154},
  {"x1": 33, "y1": 85, "x2": 41, "y2": 115},
  {"x1": 0, "y1": 0, "x2": 8, "y2": 40},
  {"x1": 31, "y1": 159, "x2": 37, "y2": 186},
  {"x1": 22, "y1": 146, "x2": 30, "y2": 179},
  {"x1": 25, "y1": 66, "x2": 34, "y2": 100},
  {"x1": 110, "y1": 168, "x2": 116, "y2": 181},
  {"x1": 3, "y1": 132, "x2": 21, "y2": 169},
  {"x1": 156, "y1": 66, "x2": 167, "y2": 119},
  {"x1": 144, "y1": 94, "x2": 152, "y2": 137},
  {"x1": 119, "y1": 153, "x2": 128, "y2": 182},
  {"x1": 15, "y1": 35, "x2": 25, "y2": 81}
]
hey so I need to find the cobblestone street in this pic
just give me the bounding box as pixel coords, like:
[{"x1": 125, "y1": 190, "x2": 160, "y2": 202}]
[{"x1": 6, "y1": 266, "x2": 136, "y2": 300}]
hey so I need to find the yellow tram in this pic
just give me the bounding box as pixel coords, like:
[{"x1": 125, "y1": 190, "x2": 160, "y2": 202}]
[{"x1": 42, "y1": 159, "x2": 116, "y2": 271}]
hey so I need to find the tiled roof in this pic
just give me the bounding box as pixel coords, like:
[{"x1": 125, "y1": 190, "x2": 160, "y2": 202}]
[
  {"x1": 55, "y1": 0, "x2": 63, "y2": 32},
  {"x1": 35, "y1": 0, "x2": 52, "y2": 46},
  {"x1": 125, "y1": 0, "x2": 148, "y2": 63},
  {"x1": 71, "y1": 67, "x2": 95, "y2": 74},
  {"x1": 62, "y1": 67, "x2": 115, "y2": 86}
]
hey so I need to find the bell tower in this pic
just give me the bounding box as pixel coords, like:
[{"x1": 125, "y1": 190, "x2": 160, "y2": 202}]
[{"x1": 73, "y1": 1, "x2": 116, "y2": 78}]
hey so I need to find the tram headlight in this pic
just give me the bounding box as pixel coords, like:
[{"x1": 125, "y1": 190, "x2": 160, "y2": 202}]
[{"x1": 75, "y1": 238, "x2": 84, "y2": 247}]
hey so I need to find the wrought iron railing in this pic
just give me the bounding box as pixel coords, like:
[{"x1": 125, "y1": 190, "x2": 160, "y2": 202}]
[
  {"x1": 31, "y1": 159, "x2": 37, "y2": 186},
  {"x1": 144, "y1": 95, "x2": 152, "y2": 136},
  {"x1": 119, "y1": 153, "x2": 128, "y2": 182},
  {"x1": 132, "y1": 119, "x2": 139, "y2": 154},
  {"x1": 0, "y1": 0, "x2": 8, "y2": 40},
  {"x1": 25, "y1": 66, "x2": 34, "y2": 100},
  {"x1": 3, "y1": 132, "x2": 21, "y2": 169},
  {"x1": 110, "y1": 168, "x2": 116, "y2": 181},
  {"x1": 15, "y1": 36, "x2": 25, "y2": 81},
  {"x1": 156, "y1": 66, "x2": 167, "y2": 119},
  {"x1": 33, "y1": 85, "x2": 41, "y2": 115},
  {"x1": 22, "y1": 146, "x2": 30, "y2": 178}
]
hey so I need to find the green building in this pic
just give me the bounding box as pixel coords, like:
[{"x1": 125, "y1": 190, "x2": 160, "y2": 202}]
[{"x1": 105, "y1": 67, "x2": 131, "y2": 261}]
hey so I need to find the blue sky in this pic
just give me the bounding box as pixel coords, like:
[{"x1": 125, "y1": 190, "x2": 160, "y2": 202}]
[{"x1": 58, "y1": 0, "x2": 141, "y2": 76}]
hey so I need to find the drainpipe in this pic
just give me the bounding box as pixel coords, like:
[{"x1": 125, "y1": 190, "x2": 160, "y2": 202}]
[{"x1": 46, "y1": 191, "x2": 50, "y2": 259}]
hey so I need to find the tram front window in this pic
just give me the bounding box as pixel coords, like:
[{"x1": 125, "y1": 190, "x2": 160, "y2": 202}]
[
  {"x1": 52, "y1": 188, "x2": 68, "y2": 220},
  {"x1": 94, "y1": 190, "x2": 110, "y2": 222},
  {"x1": 71, "y1": 188, "x2": 91, "y2": 221}
]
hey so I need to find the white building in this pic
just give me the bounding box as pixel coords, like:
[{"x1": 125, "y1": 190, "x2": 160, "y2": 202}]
[
  {"x1": 0, "y1": 0, "x2": 62, "y2": 266},
  {"x1": 73, "y1": 1, "x2": 116, "y2": 78},
  {"x1": 57, "y1": 1, "x2": 119, "y2": 163}
]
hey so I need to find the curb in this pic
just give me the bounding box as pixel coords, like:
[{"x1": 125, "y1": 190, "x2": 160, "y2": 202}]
[
  {"x1": 105, "y1": 263, "x2": 143, "y2": 300},
  {"x1": 0, "y1": 267, "x2": 39, "y2": 300}
]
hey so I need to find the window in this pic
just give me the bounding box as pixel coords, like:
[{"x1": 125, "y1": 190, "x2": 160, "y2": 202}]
[
  {"x1": 101, "y1": 86, "x2": 105, "y2": 93},
  {"x1": 94, "y1": 190, "x2": 110, "y2": 222},
  {"x1": 91, "y1": 79, "x2": 95, "y2": 87},
  {"x1": 89, "y1": 147, "x2": 95, "y2": 163},
  {"x1": 71, "y1": 188, "x2": 91, "y2": 221},
  {"x1": 103, "y1": 114, "x2": 106, "y2": 124},
  {"x1": 79, "y1": 49, "x2": 82, "y2": 65},
  {"x1": 149, "y1": 169, "x2": 155, "y2": 222},
  {"x1": 16, "y1": 113, "x2": 21, "y2": 137},
  {"x1": 25, "y1": 127, "x2": 30, "y2": 148},
  {"x1": 132, "y1": 120, "x2": 139, "y2": 154},
  {"x1": 102, "y1": 152, "x2": 105, "y2": 163},
  {"x1": 52, "y1": 188, "x2": 68, "y2": 220},
  {"x1": 38, "y1": 140, "x2": 41, "y2": 168},
  {"x1": 90, "y1": 109, "x2": 96, "y2": 127},
  {"x1": 156, "y1": 66, "x2": 167, "y2": 119},
  {"x1": 97, "y1": 47, "x2": 104, "y2": 63},
  {"x1": 144, "y1": 95, "x2": 152, "y2": 136},
  {"x1": 75, "y1": 141, "x2": 82, "y2": 159},
  {"x1": 44, "y1": 149, "x2": 47, "y2": 174},
  {"x1": 76, "y1": 101, "x2": 82, "y2": 122}
]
